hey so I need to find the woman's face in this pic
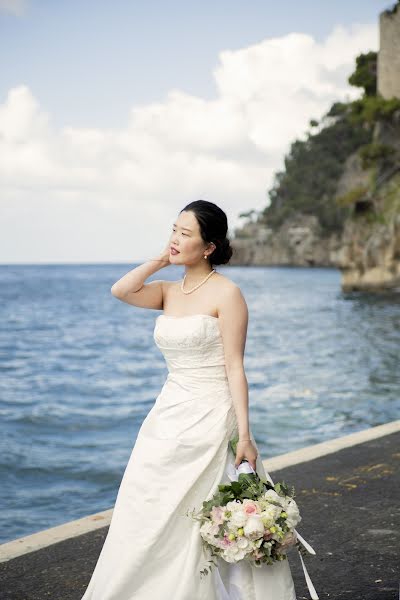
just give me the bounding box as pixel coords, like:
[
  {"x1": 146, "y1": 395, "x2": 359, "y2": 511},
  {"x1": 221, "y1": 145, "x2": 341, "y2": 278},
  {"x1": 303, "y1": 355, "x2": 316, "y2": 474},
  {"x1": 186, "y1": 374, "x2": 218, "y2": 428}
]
[{"x1": 169, "y1": 210, "x2": 212, "y2": 265}]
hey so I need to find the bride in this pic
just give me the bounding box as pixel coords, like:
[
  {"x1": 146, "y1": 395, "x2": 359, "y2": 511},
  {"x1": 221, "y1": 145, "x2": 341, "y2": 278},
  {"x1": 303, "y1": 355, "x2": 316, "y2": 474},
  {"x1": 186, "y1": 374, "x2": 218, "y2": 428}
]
[{"x1": 81, "y1": 199, "x2": 298, "y2": 599}]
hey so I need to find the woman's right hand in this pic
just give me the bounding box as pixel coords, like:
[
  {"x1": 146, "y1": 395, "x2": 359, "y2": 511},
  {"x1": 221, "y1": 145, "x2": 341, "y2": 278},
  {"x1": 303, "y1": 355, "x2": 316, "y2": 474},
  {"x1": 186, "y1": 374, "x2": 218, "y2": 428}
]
[{"x1": 154, "y1": 240, "x2": 172, "y2": 266}]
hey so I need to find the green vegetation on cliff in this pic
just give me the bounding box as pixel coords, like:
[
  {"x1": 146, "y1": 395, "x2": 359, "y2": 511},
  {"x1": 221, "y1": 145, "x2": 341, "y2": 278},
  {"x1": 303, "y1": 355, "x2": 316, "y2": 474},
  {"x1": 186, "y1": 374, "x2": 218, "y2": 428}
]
[
  {"x1": 263, "y1": 115, "x2": 371, "y2": 233},
  {"x1": 259, "y1": 51, "x2": 400, "y2": 235}
]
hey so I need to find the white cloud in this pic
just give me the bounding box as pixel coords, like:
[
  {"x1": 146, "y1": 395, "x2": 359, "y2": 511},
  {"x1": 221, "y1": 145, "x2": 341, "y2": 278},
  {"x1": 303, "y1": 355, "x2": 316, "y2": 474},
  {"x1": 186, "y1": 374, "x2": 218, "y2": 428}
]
[
  {"x1": 0, "y1": 22, "x2": 378, "y2": 263},
  {"x1": 0, "y1": 0, "x2": 27, "y2": 16}
]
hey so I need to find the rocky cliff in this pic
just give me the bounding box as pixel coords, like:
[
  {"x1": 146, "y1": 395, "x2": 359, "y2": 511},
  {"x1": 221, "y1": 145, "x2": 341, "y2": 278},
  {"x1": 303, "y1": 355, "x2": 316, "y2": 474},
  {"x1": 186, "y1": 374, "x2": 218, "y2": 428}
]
[
  {"x1": 231, "y1": 116, "x2": 400, "y2": 290},
  {"x1": 231, "y1": 39, "x2": 400, "y2": 291}
]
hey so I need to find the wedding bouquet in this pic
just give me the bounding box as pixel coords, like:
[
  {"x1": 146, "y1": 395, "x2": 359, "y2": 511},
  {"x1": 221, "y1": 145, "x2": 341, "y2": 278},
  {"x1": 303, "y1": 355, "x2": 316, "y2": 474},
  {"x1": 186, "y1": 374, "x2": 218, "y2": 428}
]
[
  {"x1": 187, "y1": 435, "x2": 302, "y2": 573},
  {"x1": 186, "y1": 435, "x2": 320, "y2": 599}
]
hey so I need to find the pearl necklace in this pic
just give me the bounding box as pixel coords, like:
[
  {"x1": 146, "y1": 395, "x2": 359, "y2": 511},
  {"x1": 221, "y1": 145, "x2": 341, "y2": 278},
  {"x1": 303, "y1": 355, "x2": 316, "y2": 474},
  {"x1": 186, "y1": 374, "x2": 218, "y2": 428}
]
[{"x1": 181, "y1": 269, "x2": 216, "y2": 294}]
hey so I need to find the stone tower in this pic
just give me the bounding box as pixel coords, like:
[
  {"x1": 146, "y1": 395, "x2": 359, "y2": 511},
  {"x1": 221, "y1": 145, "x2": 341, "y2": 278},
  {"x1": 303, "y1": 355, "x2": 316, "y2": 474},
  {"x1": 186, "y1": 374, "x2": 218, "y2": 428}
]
[{"x1": 377, "y1": 2, "x2": 400, "y2": 99}]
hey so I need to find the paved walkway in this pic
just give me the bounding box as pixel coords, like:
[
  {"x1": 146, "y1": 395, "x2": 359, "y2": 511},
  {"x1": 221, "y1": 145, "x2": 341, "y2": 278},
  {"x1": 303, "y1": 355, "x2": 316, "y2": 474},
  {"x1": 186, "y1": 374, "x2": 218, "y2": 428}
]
[{"x1": 1, "y1": 430, "x2": 399, "y2": 600}]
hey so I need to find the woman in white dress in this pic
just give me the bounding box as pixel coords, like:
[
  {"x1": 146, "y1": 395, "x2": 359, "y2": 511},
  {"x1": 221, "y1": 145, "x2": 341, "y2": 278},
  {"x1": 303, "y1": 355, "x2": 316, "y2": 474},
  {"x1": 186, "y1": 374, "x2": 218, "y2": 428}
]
[{"x1": 81, "y1": 200, "x2": 298, "y2": 599}]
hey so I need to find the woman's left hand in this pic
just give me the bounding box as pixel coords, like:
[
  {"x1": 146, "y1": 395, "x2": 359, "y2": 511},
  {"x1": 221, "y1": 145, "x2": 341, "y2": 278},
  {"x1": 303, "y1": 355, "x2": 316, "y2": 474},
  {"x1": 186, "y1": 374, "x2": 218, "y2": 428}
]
[{"x1": 235, "y1": 440, "x2": 258, "y2": 470}]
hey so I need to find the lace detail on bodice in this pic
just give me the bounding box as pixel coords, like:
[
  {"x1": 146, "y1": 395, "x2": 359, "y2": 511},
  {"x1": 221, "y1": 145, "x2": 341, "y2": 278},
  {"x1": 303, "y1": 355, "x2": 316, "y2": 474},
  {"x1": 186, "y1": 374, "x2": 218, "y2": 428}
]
[
  {"x1": 154, "y1": 314, "x2": 224, "y2": 358},
  {"x1": 153, "y1": 314, "x2": 228, "y2": 386}
]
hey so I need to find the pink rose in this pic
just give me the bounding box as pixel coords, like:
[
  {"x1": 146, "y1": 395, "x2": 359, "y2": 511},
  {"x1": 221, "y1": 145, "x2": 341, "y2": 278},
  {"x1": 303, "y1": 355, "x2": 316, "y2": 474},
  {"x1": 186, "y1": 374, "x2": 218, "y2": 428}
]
[{"x1": 243, "y1": 500, "x2": 259, "y2": 515}]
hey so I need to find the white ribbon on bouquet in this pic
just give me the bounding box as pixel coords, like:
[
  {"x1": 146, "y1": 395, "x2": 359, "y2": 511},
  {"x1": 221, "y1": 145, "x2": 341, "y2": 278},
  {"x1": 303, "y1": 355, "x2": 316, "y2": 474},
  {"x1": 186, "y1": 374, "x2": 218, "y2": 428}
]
[{"x1": 226, "y1": 461, "x2": 320, "y2": 600}]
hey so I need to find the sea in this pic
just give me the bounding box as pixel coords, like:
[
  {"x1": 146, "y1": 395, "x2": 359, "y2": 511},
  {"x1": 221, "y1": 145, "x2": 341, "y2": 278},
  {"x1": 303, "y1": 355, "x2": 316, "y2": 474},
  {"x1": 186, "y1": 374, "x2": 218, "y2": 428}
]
[{"x1": 1, "y1": 263, "x2": 399, "y2": 543}]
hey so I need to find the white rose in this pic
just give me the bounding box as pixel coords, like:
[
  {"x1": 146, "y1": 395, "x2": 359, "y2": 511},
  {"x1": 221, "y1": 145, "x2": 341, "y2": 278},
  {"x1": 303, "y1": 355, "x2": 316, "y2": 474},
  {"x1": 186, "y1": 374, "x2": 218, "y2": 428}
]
[
  {"x1": 263, "y1": 489, "x2": 281, "y2": 503},
  {"x1": 224, "y1": 544, "x2": 247, "y2": 563},
  {"x1": 200, "y1": 520, "x2": 219, "y2": 544},
  {"x1": 243, "y1": 515, "x2": 264, "y2": 540},
  {"x1": 236, "y1": 536, "x2": 251, "y2": 550},
  {"x1": 234, "y1": 550, "x2": 247, "y2": 561},
  {"x1": 285, "y1": 499, "x2": 301, "y2": 529},
  {"x1": 223, "y1": 552, "x2": 236, "y2": 563},
  {"x1": 230, "y1": 509, "x2": 247, "y2": 528}
]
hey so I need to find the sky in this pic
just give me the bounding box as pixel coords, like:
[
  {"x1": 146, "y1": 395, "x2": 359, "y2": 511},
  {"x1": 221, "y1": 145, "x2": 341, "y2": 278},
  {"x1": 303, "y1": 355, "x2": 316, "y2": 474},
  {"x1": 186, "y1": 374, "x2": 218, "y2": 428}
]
[{"x1": 0, "y1": 0, "x2": 394, "y2": 264}]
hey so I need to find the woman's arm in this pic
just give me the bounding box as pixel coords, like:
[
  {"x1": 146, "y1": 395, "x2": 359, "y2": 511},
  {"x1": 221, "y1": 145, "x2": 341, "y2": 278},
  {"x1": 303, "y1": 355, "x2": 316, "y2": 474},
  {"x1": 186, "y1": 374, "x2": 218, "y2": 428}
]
[
  {"x1": 111, "y1": 244, "x2": 170, "y2": 310},
  {"x1": 218, "y1": 284, "x2": 258, "y2": 470}
]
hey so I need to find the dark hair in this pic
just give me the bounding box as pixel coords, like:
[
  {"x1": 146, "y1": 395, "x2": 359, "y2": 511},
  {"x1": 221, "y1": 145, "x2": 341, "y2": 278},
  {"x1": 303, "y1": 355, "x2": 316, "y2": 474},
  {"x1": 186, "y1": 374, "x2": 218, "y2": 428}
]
[{"x1": 180, "y1": 199, "x2": 233, "y2": 266}]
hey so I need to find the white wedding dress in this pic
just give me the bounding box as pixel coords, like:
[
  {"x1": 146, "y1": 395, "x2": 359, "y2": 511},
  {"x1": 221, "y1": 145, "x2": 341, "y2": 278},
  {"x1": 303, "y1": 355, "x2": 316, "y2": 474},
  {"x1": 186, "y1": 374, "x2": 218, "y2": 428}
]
[{"x1": 81, "y1": 313, "x2": 298, "y2": 600}]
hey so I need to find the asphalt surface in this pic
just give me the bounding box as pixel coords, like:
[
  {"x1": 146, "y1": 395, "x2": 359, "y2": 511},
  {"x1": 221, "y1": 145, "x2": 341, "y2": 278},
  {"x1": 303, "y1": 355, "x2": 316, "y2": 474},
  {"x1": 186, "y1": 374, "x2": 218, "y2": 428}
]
[{"x1": 1, "y1": 430, "x2": 399, "y2": 600}]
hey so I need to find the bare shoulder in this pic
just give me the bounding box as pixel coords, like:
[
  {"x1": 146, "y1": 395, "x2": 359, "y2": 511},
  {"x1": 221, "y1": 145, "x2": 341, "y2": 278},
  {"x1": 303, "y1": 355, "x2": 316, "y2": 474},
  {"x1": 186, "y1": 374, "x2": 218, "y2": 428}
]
[
  {"x1": 212, "y1": 272, "x2": 244, "y2": 295},
  {"x1": 161, "y1": 280, "x2": 175, "y2": 289},
  {"x1": 212, "y1": 273, "x2": 248, "y2": 317}
]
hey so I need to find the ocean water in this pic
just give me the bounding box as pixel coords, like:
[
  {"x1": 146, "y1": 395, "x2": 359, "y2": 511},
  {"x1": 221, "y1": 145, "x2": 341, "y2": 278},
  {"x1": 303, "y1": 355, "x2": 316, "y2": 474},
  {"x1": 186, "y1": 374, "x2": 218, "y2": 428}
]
[{"x1": 1, "y1": 263, "x2": 399, "y2": 543}]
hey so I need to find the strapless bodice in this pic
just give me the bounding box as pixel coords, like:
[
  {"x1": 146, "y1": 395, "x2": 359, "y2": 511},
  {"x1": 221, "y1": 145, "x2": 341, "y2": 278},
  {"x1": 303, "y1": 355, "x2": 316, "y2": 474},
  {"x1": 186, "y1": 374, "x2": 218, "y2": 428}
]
[{"x1": 153, "y1": 314, "x2": 228, "y2": 389}]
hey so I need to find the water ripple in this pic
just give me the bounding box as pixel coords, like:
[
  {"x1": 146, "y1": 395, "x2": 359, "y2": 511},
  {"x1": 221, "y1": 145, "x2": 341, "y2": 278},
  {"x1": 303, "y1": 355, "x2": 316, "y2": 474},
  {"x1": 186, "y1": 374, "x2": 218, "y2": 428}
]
[{"x1": 0, "y1": 263, "x2": 399, "y2": 543}]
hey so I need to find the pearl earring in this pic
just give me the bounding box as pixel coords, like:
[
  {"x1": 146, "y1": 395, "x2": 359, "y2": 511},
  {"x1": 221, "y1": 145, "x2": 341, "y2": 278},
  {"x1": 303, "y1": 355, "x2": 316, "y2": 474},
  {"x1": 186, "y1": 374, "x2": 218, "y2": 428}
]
[{"x1": 204, "y1": 255, "x2": 207, "y2": 259}]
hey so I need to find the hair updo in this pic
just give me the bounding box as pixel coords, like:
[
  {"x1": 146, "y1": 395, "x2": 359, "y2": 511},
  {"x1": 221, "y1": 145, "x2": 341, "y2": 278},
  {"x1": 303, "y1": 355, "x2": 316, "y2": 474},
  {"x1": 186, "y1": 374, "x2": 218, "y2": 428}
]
[{"x1": 180, "y1": 200, "x2": 233, "y2": 266}]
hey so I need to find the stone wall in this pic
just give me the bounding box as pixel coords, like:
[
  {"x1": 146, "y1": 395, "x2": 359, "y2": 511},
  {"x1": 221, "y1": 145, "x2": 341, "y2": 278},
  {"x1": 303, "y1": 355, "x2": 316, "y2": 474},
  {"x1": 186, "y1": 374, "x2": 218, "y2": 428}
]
[{"x1": 377, "y1": 4, "x2": 400, "y2": 100}]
